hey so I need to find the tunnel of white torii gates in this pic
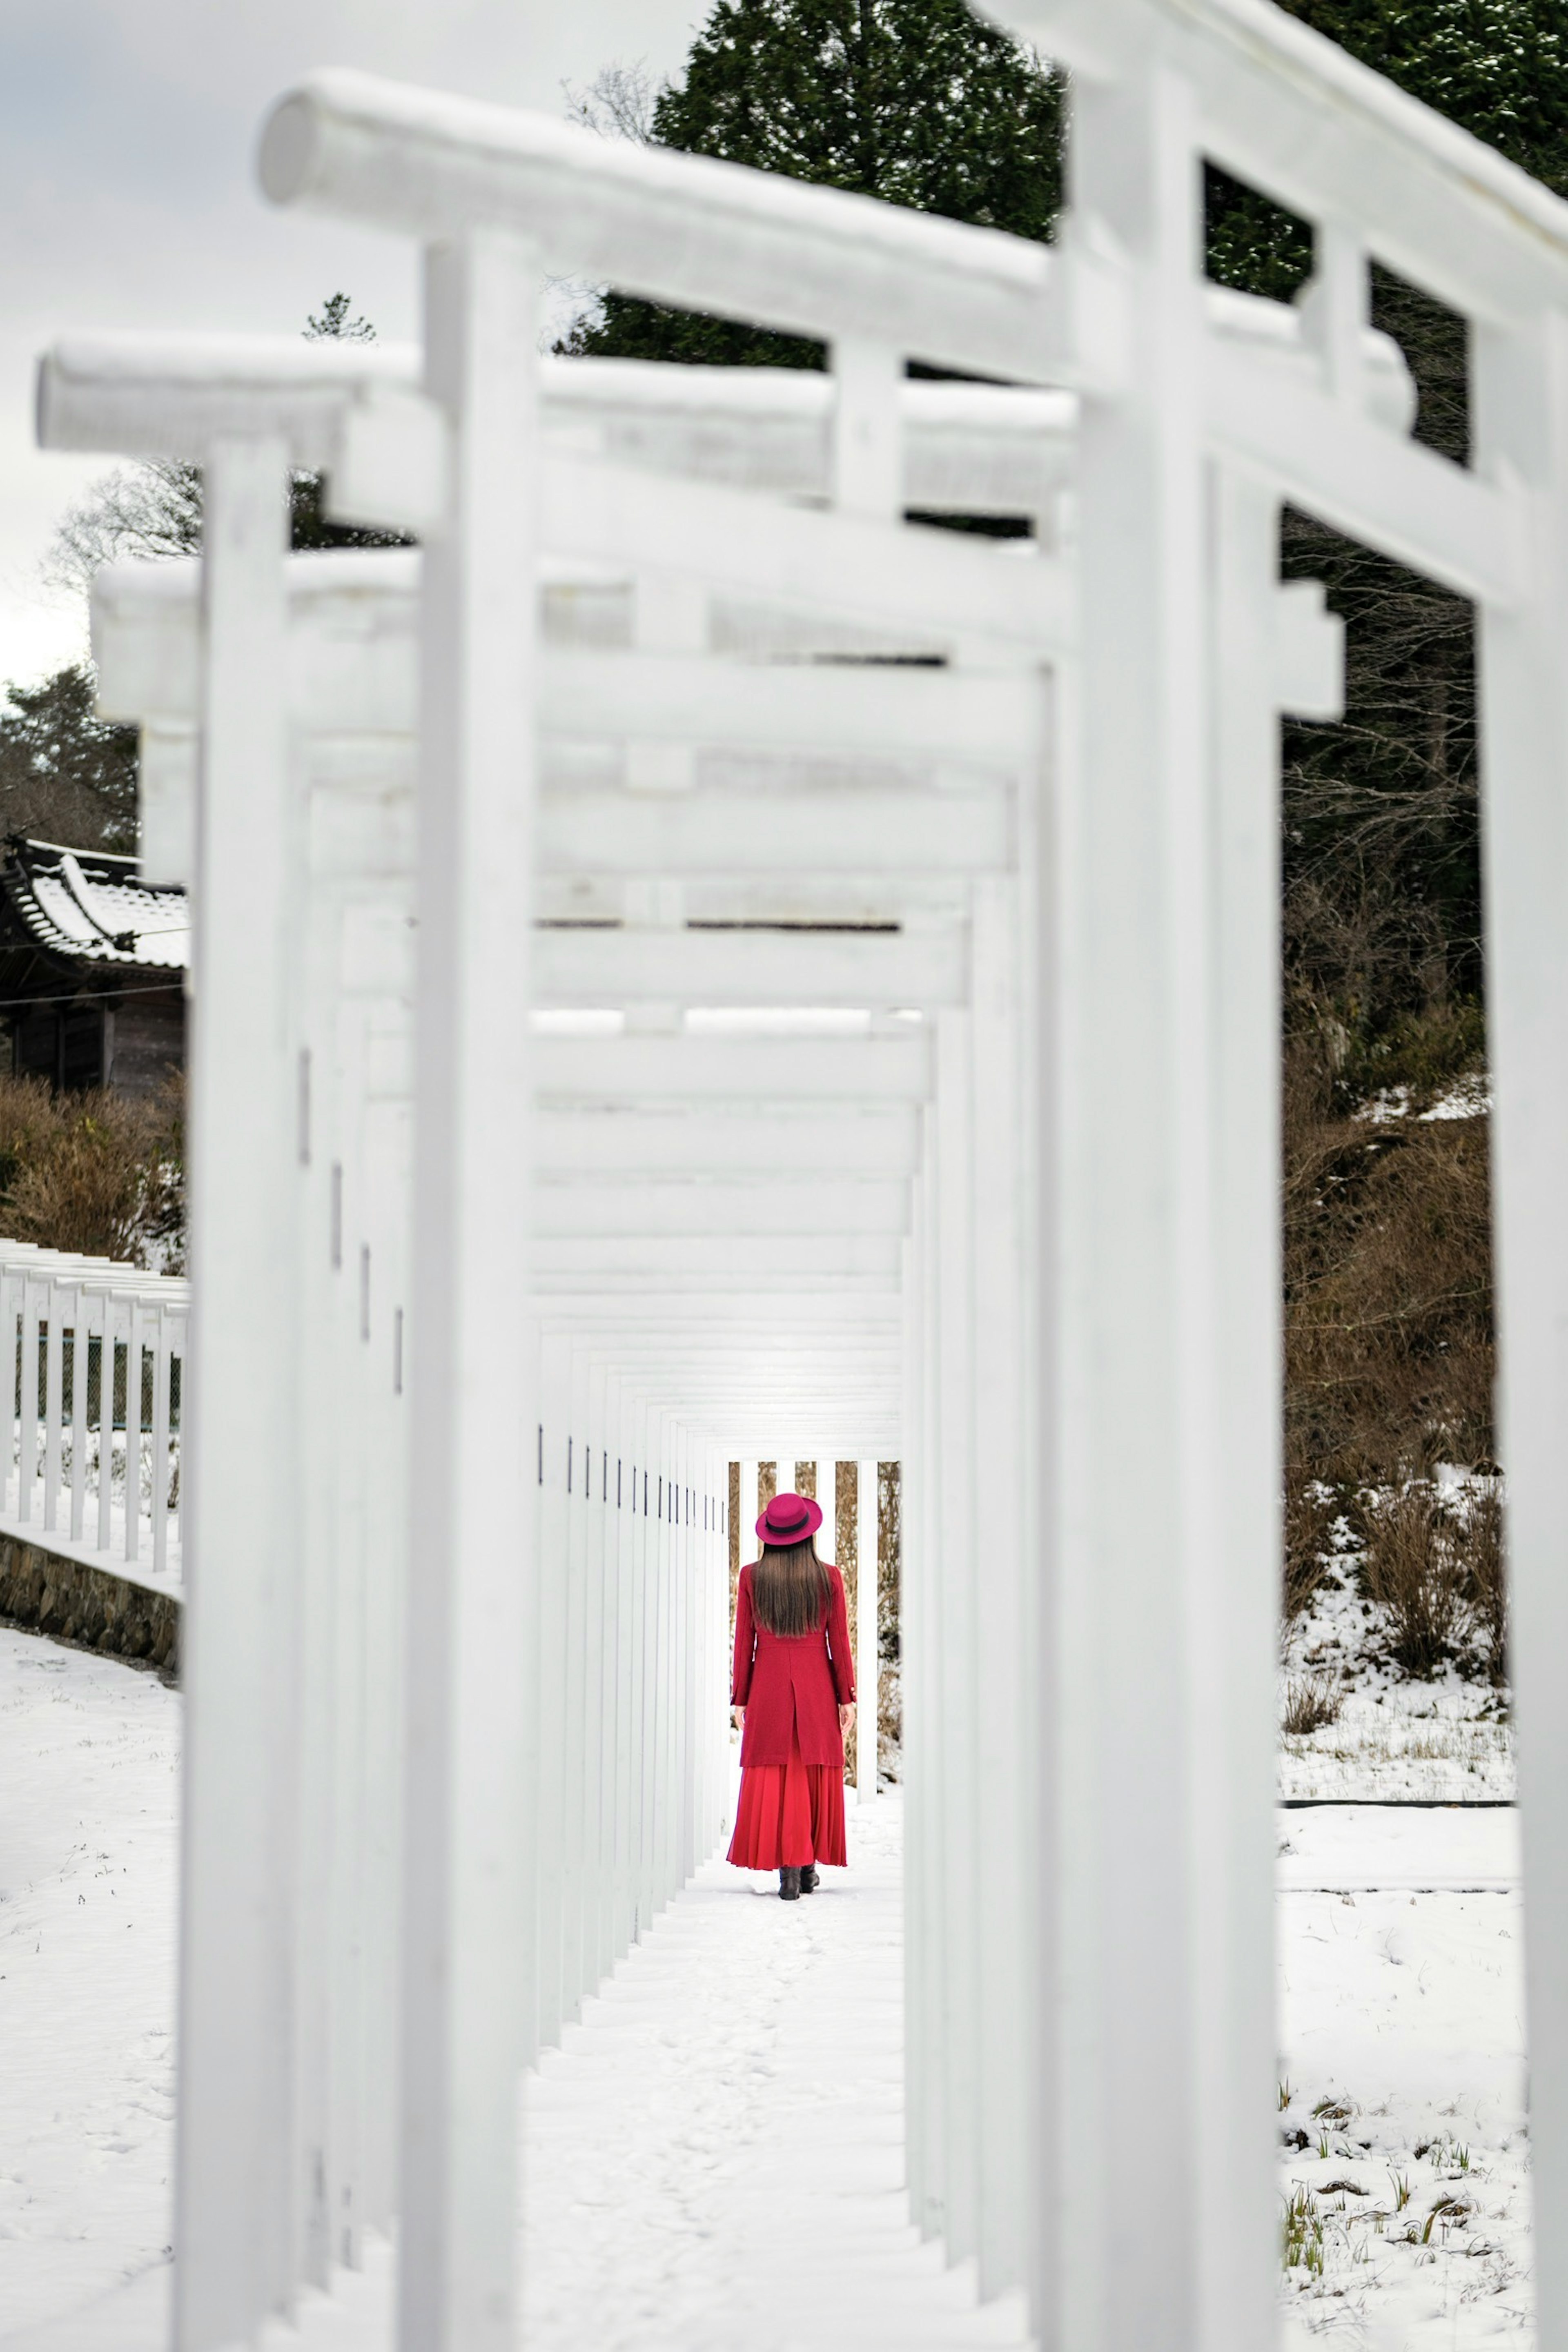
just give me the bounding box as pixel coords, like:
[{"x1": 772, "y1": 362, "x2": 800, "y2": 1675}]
[{"x1": 29, "y1": 0, "x2": 1568, "y2": 2346}]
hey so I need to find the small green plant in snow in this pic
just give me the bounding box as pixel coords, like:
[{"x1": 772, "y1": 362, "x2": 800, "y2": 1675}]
[{"x1": 1282, "y1": 2187, "x2": 1324, "y2": 2276}]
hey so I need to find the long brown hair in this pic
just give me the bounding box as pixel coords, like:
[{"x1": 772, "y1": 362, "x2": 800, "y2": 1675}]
[{"x1": 752, "y1": 1535, "x2": 833, "y2": 1638}]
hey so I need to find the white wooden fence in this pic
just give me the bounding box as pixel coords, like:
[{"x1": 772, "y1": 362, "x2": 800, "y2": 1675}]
[
  {"x1": 0, "y1": 1241, "x2": 185, "y2": 1587},
  {"x1": 31, "y1": 0, "x2": 1568, "y2": 2346}
]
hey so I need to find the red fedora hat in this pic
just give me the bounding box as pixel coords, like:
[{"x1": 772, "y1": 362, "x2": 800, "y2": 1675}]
[{"x1": 756, "y1": 1490, "x2": 823, "y2": 1546}]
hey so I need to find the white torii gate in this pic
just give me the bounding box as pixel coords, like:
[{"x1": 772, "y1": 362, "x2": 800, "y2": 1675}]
[{"x1": 34, "y1": 0, "x2": 1568, "y2": 2346}]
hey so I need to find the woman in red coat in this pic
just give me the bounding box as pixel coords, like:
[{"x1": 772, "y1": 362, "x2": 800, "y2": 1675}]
[{"x1": 728, "y1": 1489, "x2": 856, "y2": 1900}]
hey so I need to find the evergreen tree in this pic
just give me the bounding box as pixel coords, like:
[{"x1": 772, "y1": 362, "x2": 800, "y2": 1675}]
[
  {"x1": 568, "y1": 0, "x2": 1567, "y2": 1499},
  {"x1": 304, "y1": 292, "x2": 377, "y2": 343},
  {"x1": 563, "y1": 0, "x2": 1065, "y2": 368},
  {"x1": 1279, "y1": 0, "x2": 1568, "y2": 190},
  {"x1": 0, "y1": 666, "x2": 139, "y2": 852},
  {"x1": 1206, "y1": 3, "x2": 1568, "y2": 1061},
  {"x1": 1231, "y1": 3, "x2": 1568, "y2": 1497}
]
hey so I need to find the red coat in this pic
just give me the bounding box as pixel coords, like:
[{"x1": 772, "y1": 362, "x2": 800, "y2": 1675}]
[{"x1": 731, "y1": 1560, "x2": 855, "y2": 1767}]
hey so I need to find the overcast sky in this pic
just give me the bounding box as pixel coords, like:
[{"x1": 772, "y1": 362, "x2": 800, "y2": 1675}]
[{"x1": 0, "y1": 0, "x2": 703, "y2": 689}]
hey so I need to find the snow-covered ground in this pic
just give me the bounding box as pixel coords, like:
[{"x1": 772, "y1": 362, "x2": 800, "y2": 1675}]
[
  {"x1": 0, "y1": 1628, "x2": 178, "y2": 2340},
  {"x1": 0, "y1": 1626, "x2": 1538, "y2": 2348},
  {"x1": 1279, "y1": 1807, "x2": 1529, "y2": 2341},
  {"x1": 1281, "y1": 1572, "x2": 1514, "y2": 1802},
  {"x1": 521, "y1": 1797, "x2": 1029, "y2": 2350}
]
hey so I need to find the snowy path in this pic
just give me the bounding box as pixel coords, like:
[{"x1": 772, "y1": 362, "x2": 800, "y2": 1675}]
[
  {"x1": 519, "y1": 1795, "x2": 1029, "y2": 2351},
  {"x1": 0, "y1": 1630, "x2": 1541, "y2": 2348}
]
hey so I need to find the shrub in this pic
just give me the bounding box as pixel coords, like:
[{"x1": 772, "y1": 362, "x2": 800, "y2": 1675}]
[
  {"x1": 1363, "y1": 1483, "x2": 1466, "y2": 1676},
  {"x1": 1283, "y1": 1016, "x2": 1493, "y2": 1536},
  {"x1": 0, "y1": 1073, "x2": 184, "y2": 1270},
  {"x1": 1460, "y1": 1483, "x2": 1507, "y2": 1685},
  {"x1": 1281, "y1": 1673, "x2": 1343, "y2": 1735}
]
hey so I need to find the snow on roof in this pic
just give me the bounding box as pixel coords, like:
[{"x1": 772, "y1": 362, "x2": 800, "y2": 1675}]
[{"x1": 4, "y1": 841, "x2": 189, "y2": 973}]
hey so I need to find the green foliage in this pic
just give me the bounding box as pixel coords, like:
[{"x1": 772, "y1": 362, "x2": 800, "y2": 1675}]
[
  {"x1": 565, "y1": 0, "x2": 1065, "y2": 367},
  {"x1": 1259, "y1": 1, "x2": 1568, "y2": 1055},
  {"x1": 304, "y1": 292, "x2": 376, "y2": 343},
  {"x1": 1282, "y1": 2185, "x2": 1325, "y2": 2274},
  {"x1": 1245, "y1": 4, "x2": 1568, "y2": 1510},
  {"x1": 1275, "y1": 0, "x2": 1568, "y2": 193},
  {"x1": 0, "y1": 666, "x2": 139, "y2": 852}
]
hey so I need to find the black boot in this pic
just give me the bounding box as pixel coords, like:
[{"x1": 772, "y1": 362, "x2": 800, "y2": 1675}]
[
  {"x1": 779, "y1": 1866, "x2": 802, "y2": 1901},
  {"x1": 800, "y1": 1863, "x2": 819, "y2": 1894}
]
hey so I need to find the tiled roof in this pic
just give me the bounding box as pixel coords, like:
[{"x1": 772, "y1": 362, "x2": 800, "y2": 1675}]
[{"x1": 2, "y1": 840, "x2": 189, "y2": 972}]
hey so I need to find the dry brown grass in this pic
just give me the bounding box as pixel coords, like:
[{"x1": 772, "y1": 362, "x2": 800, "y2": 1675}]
[
  {"x1": 1284, "y1": 1030, "x2": 1492, "y2": 1494},
  {"x1": 1461, "y1": 1483, "x2": 1507, "y2": 1685},
  {"x1": 1282, "y1": 1009, "x2": 1497, "y2": 1662},
  {"x1": 0, "y1": 1072, "x2": 183, "y2": 1269},
  {"x1": 1281, "y1": 1672, "x2": 1343, "y2": 1735},
  {"x1": 1363, "y1": 1485, "x2": 1468, "y2": 1677}
]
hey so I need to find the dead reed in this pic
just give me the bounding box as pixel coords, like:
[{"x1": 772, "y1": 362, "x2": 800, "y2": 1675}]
[
  {"x1": 1281, "y1": 1672, "x2": 1343, "y2": 1736},
  {"x1": 1362, "y1": 1485, "x2": 1466, "y2": 1677}
]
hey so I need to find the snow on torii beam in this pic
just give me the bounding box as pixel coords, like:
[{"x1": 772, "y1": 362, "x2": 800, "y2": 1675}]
[
  {"x1": 258, "y1": 66, "x2": 1424, "y2": 414},
  {"x1": 259, "y1": 69, "x2": 1076, "y2": 388}
]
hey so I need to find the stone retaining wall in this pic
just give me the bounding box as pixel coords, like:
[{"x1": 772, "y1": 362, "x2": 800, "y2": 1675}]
[{"x1": 0, "y1": 1531, "x2": 180, "y2": 1679}]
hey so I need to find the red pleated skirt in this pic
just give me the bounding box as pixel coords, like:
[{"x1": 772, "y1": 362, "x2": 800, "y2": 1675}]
[{"x1": 728, "y1": 1717, "x2": 847, "y2": 1869}]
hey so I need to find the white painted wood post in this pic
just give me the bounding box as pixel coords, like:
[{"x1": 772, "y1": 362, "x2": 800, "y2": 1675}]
[
  {"x1": 1474, "y1": 304, "x2": 1568, "y2": 2349},
  {"x1": 676, "y1": 1426, "x2": 696, "y2": 1885},
  {"x1": 584, "y1": 1360, "x2": 610, "y2": 1987},
  {"x1": 634, "y1": 1396, "x2": 658, "y2": 1944},
  {"x1": 176, "y1": 433, "x2": 298, "y2": 2352},
  {"x1": 151, "y1": 1306, "x2": 172, "y2": 1582},
  {"x1": 656, "y1": 1418, "x2": 678, "y2": 1907},
  {"x1": 123, "y1": 1296, "x2": 143, "y2": 1564},
  {"x1": 612, "y1": 1382, "x2": 637, "y2": 1959},
  {"x1": 69, "y1": 1285, "x2": 88, "y2": 1542},
  {"x1": 42, "y1": 1295, "x2": 63, "y2": 1530},
  {"x1": 534, "y1": 1340, "x2": 569, "y2": 2051},
  {"x1": 1192, "y1": 467, "x2": 1306, "y2": 2340},
  {"x1": 966, "y1": 876, "x2": 1035, "y2": 2304},
  {"x1": 904, "y1": 1109, "x2": 943, "y2": 2243},
  {"x1": 360, "y1": 1078, "x2": 411, "y2": 2234},
  {"x1": 18, "y1": 1279, "x2": 37, "y2": 1526},
  {"x1": 1053, "y1": 59, "x2": 1212, "y2": 2351},
  {"x1": 855, "y1": 1459, "x2": 878, "y2": 1801},
  {"x1": 813, "y1": 1458, "x2": 835, "y2": 1554},
  {"x1": 739, "y1": 1460, "x2": 758, "y2": 1570},
  {"x1": 398, "y1": 229, "x2": 537, "y2": 2352},
  {"x1": 561, "y1": 1343, "x2": 590, "y2": 2020},
  {"x1": 327, "y1": 996, "x2": 370, "y2": 2274},
  {"x1": 95, "y1": 1296, "x2": 114, "y2": 1552},
  {"x1": 295, "y1": 889, "x2": 345, "y2": 2292},
  {"x1": 932, "y1": 1004, "x2": 982, "y2": 2268}
]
